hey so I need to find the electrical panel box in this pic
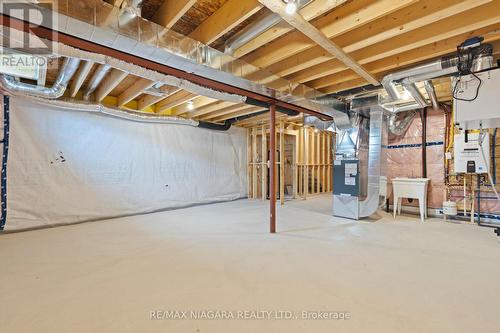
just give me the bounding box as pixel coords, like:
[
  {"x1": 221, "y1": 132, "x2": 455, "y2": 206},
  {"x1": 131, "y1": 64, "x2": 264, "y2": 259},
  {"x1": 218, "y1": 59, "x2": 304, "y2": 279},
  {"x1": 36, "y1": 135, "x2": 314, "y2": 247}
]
[
  {"x1": 454, "y1": 67, "x2": 500, "y2": 130},
  {"x1": 453, "y1": 133, "x2": 490, "y2": 174}
]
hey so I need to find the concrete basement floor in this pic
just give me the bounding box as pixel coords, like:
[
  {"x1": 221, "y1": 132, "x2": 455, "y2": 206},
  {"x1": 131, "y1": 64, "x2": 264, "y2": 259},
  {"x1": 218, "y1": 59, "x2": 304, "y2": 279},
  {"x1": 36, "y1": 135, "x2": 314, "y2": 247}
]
[{"x1": 1, "y1": 195, "x2": 500, "y2": 333}]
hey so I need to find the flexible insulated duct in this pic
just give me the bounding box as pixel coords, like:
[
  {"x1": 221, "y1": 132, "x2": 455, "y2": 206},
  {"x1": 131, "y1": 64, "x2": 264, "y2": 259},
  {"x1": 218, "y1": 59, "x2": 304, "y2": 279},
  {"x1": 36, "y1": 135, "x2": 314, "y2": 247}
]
[
  {"x1": 0, "y1": 57, "x2": 80, "y2": 99},
  {"x1": 388, "y1": 110, "x2": 418, "y2": 136},
  {"x1": 423, "y1": 80, "x2": 439, "y2": 110},
  {"x1": 381, "y1": 55, "x2": 459, "y2": 101},
  {"x1": 83, "y1": 64, "x2": 112, "y2": 101}
]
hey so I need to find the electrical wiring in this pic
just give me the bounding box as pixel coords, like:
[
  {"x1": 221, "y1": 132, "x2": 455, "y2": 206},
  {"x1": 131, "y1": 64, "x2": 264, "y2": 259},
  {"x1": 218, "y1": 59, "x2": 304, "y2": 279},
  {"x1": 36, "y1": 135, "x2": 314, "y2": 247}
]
[{"x1": 452, "y1": 72, "x2": 483, "y2": 102}]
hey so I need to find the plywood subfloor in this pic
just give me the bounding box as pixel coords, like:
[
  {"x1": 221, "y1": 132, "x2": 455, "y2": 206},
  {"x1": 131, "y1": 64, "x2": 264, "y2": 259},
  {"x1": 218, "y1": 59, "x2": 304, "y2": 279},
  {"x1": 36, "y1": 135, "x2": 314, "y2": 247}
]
[{"x1": 1, "y1": 196, "x2": 499, "y2": 332}]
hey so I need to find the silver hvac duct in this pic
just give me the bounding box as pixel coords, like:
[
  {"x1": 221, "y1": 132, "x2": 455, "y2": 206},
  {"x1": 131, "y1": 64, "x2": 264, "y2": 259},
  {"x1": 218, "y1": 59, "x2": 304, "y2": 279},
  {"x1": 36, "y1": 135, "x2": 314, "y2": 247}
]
[
  {"x1": 83, "y1": 64, "x2": 112, "y2": 101},
  {"x1": 224, "y1": 0, "x2": 312, "y2": 54},
  {"x1": 401, "y1": 79, "x2": 428, "y2": 108},
  {"x1": 303, "y1": 115, "x2": 334, "y2": 131},
  {"x1": 471, "y1": 43, "x2": 494, "y2": 72},
  {"x1": 358, "y1": 107, "x2": 387, "y2": 218},
  {"x1": 0, "y1": 57, "x2": 80, "y2": 99},
  {"x1": 332, "y1": 105, "x2": 388, "y2": 219},
  {"x1": 4, "y1": 1, "x2": 339, "y2": 117},
  {"x1": 29, "y1": 96, "x2": 198, "y2": 126},
  {"x1": 309, "y1": 96, "x2": 352, "y2": 130},
  {"x1": 423, "y1": 80, "x2": 439, "y2": 110},
  {"x1": 225, "y1": 13, "x2": 283, "y2": 55},
  {"x1": 381, "y1": 54, "x2": 459, "y2": 102},
  {"x1": 388, "y1": 110, "x2": 418, "y2": 136},
  {"x1": 122, "y1": 0, "x2": 143, "y2": 19},
  {"x1": 382, "y1": 43, "x2": 494, "y2": 107}
]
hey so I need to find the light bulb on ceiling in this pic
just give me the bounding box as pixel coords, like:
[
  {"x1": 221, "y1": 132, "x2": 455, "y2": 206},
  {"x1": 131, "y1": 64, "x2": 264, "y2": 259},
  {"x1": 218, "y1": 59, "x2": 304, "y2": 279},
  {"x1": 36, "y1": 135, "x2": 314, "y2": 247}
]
[
  {"x1": 187, "y1": 100, "x2": 194, "y2": 110},
  {"x1": 285, "y1": 0, "x2": 297, "y2": 15}
]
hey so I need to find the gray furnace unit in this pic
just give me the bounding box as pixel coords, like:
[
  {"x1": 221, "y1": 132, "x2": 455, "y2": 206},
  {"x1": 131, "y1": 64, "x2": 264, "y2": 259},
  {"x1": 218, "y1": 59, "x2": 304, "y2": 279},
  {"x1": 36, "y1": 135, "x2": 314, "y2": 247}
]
[{"x1": 333, "y1": 159, "x2": 360, "y2": 219}]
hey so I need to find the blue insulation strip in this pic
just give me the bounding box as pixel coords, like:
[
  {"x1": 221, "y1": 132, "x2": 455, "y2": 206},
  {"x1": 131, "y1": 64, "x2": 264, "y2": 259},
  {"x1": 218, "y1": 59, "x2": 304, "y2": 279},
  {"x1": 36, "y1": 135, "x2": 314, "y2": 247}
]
[
  {"x1": 1, "y1": 95, "x2": 9, "y2": 230},
  {"x1": 386, "y1": 141, "x2": 444, "y2": 149}
]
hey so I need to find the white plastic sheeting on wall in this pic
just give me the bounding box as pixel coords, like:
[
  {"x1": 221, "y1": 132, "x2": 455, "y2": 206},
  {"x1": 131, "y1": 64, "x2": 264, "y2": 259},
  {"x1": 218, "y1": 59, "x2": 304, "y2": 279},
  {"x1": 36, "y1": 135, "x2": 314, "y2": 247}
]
[{"x1": 4, "y1": 96, "x2": 247, "y2": 230}]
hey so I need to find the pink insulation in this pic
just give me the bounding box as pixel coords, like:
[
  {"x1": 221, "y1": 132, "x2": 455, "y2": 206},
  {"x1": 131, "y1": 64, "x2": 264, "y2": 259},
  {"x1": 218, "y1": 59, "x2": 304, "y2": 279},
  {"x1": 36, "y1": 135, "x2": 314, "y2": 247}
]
[{"x1": 386, "y1": 109, "x2": 445, "y2": 209}]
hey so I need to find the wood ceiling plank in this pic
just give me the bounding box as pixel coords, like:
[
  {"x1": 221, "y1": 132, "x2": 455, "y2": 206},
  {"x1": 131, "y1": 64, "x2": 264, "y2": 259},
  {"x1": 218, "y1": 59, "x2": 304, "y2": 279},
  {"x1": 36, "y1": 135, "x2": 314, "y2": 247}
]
[
  {"x1": 152, "y1": 0, "x2": 196, "y2": 29},
  {"x1": 210, "y1": 106, "x2": 266, "y2": 122},
  {"x1": 266, "y1": 0, "x2": 490, "y2": 79},
  {"x1": 137, "y1": 86, "x2": 180, "y2": 111},
  {"x1": 189, "y1": 0, "x2": 262, "y2": 45},
  {"x1": 233, "y1": 0, "x2": 349, "y2": 58},
  {"x1": 258, "y1": 0, "x2": 379, "y2": 85},
  {"x1": 243, "y1": 0, "x2": 417, "y2": 69},
  {"x1": 69, "y1": 60, "x2": 93, "y2": 98},
  {"x1": 318, "y1": 26, "x2": 500, "y2": 93},
  {"x1": 287, "y1": 2, "x2": 500, "y2": 85},
  {"x1": 155, "y1": 90, "x2": 196, "y2": 113},
  {"x1": 189, "y1": 101, "x2": 236, "y2": 118},
  {"x1": 118, "y1": 78, "x2": 155, "y2": 106},
  {"x1": 200, "y1": 104, "x2": 255, "y2": 121},
  {"x1": 172, "y1": 96, "x2": 216, "y2": 116},
  {"x1": 94, "y1": 69, "x2": 128, "y2": 102}
]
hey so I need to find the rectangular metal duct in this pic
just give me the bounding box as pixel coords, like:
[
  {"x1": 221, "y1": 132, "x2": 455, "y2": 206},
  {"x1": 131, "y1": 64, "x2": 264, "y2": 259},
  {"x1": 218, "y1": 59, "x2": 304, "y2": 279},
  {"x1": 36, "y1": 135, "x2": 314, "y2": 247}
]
[{"x1": 2, "y1": 0, "x2": 341, "y2": 118}]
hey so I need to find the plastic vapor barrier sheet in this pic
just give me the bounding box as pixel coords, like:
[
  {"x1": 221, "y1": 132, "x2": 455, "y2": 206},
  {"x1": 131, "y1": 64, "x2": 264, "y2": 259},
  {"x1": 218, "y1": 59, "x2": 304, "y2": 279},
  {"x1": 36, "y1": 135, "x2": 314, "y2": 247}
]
[{"x1": 3, "y1": 96, "x2": 247, "y2": 230}]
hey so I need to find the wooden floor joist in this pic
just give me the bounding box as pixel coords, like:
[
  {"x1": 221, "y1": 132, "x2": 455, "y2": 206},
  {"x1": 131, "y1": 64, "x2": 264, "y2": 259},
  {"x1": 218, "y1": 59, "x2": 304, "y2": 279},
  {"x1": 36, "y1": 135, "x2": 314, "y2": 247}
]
[
  {"x1": 6, "y1": 0, "x2": 499, "y2": 126},
  {"x1": 258, "y1": 0, "x2": 379, "y2": 85}
]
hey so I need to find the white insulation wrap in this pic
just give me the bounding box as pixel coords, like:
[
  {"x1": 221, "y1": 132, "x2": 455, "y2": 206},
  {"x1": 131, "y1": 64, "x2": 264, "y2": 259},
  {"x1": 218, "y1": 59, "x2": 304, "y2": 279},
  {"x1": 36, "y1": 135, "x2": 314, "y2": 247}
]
[{"x1": 4, "y1": 96, "x2": 247, "y2": 230}]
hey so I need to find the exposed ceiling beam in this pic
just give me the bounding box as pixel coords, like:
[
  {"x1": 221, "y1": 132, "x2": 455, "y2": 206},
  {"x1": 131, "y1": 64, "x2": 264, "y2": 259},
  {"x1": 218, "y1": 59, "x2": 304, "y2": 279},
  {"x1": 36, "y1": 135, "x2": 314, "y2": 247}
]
[
  {"x1": 265, "y1": 0, "x2": 490, "y2": 80},
  {"x1": 189, "y1": 101, "x2": 236, "y2": 118},
  {"x1": 319, "y1": 24, "x2": 500, "y2": 93},
  {"x1": 287, "y1": 1, "x2": 500, "y2": 85},
  {"x1": 1, "y1": 14, "x2": 331, "y2": 120},
  {"x1": 155, "y1": 90, "x2": 196, "y2": 113},
  {"x1": 69, "y1": 60, "x2": 93, "y2": 98},
  {"x1": 244, "y1": 0, "x2": 417, "y2": 69},
  {"x1": 105, "y1": 0, "x2": 125, "y2": 7},
  {"x1": 258, "y1": 0, "x2": 379, "y2": 85},
  {"x1": 232, "y1": 0, "x2": 349, "y2": 58},
  {"x1": 172, "y1": 96, "x2": 217, "y2": 115},
  {"x1": 118, "y1": 78, "x2": 155, "y2": 107},
  {"x1": 200, "y1": 104, "x2": 255, "y2": 121},
  {"x1": 94, "y1": 69, "x2": 128, "y2": 102},
  {"x1": 235, "y1": 112, "x2": 287, "y2": 127},
  {"x1": 189, "y1": 0, "x2": 262, "y2": 45},
  {"x1": 152, "y1": 0, "x2": 196, "y2": 29},
  {"x1": 137, "y1": 86, "x2": 179, "y2": 111},
  {"x1": 210, "y1": 106, "x2": 266, "y2": 122}
]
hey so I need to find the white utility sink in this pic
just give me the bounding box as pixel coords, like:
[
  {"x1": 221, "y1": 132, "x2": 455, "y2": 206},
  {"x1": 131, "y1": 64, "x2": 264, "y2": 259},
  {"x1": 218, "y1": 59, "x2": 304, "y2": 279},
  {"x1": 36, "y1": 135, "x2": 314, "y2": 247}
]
[{"x1": 392, "y1": 178, "x2": 430, "y2": 222}]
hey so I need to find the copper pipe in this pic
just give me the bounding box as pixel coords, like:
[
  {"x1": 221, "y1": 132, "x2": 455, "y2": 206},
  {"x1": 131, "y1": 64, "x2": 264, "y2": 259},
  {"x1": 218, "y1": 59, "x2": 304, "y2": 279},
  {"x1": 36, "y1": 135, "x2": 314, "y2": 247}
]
[{"x1": 269, "y1": 105, "x2": 276, "y2": 234}]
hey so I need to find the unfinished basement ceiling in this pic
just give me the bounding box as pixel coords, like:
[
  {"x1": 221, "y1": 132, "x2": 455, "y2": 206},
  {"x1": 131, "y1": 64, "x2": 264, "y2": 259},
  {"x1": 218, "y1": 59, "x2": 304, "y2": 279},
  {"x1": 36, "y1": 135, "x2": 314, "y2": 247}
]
[
  {"x1": 141, "y1": 0, "x2": 229, "y2": 35},
  {"x1": 15, "y1": 0, "x2": 500, "y2": 128}
]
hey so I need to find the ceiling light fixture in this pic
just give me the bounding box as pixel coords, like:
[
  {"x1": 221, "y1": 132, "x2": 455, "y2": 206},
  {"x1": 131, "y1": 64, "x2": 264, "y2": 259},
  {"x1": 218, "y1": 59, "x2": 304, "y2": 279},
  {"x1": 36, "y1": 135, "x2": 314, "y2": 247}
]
[
  {"x1": 284, "y1": 0, "x2": 297, "y2": 15},
  {"x1": 187, "y1": 100, "x2": 195, "y2": 110}
]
